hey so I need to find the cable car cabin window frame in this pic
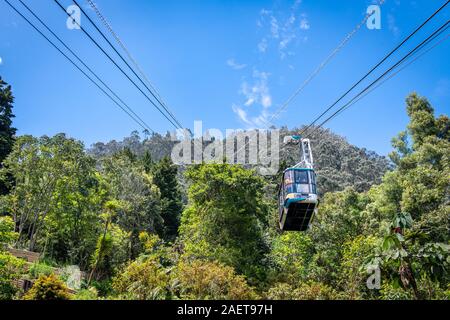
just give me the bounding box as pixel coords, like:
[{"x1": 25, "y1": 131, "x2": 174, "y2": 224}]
[{"x1": 283, "y1": 169, "x2": 316, "y2": 196}]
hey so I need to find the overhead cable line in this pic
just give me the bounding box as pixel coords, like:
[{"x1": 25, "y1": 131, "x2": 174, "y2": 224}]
[
  {"x1": 71, "y1": 0, "x2": 184, "y2": 131},
  {"x1": 85, "y1": 0, "x2": 178, "y2": 129},
  {"x1": 231, "y1": 0, "x2": 386, "y2": 162},
  {"x1": 265, "y1": 0, "x2": 387, "y2": 127},
  {"x1": 16, "y1": 0, "x2": 154, "y2": 134},
  {"x1": 304, "y1": 20, "x2": 450, "y2": 139},
  {"x1": 299, "y1": 0, "x2": 450, "y2": 137},
  {"x1": 328, "y1": 31, "x2": 450, "y2": 125},
  {"x1": 2, "y1": 0, "x2": 153, "y2": 133},
  {"x1": 52, "y1": 0, "x2": 182, "y2": 131}
]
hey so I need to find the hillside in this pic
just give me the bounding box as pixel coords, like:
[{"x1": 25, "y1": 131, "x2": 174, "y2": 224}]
[{"x1": 88, "y1": 127, "x2": 392, "y2": 195}]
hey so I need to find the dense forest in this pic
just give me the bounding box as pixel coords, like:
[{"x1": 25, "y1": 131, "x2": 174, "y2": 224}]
[{"x1": 0, "y1": 75, "x2": 448, "y2": 300}]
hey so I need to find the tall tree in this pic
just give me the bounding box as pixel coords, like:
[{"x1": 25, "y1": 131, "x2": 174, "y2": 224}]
[
  {"x1": 0, "y1": 134, "x2": 103, "y2": 263},
  {"x1": 0, "y1": 77, "x2": 17, "y2": 195},
  {"x1": 101, "y1": 152, "x2": 163, "y2": 258},
  {"x1": 151, "y1": 156, "x2": 183, "y2": 241},
  {"x1": 180, "y1": 163, "x2": 269, "y2": 283}
]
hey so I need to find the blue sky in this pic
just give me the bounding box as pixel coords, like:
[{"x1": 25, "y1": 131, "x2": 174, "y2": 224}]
[{"x1": 0, "y1": 0, "x2": 449, "y2": 155}]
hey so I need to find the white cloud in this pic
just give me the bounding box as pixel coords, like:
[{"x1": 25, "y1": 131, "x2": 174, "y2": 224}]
[
  {"x1": 0, "y1": 57, "x2": 2, "y2": 65},
  {"x1": 232, "y1": 104, "x2": 252, "y2": 126},
  {"x1": 226, "y1": 58, "x2": 247, "y2": 70},
  {"x1": 256, "y1": 1, "x2": 310, "y2": 59},
  {"x1": 262, "y1": 95, "x2": 272, "y2": 108},
  {"x1": 258, "y1": 38, "x2": 268, "y2": 53},
  {"x1": 240, "y1": 70, "x2": 272, "y2": 108},
  {"x1": 270, "y1": 16, "x2": 280, "y2": 38},
  {"x1": 388, "y1": 14, "x2": 400, "y2": 36},
  {"x1": 300, "y1": 17, "x2": 310, "y2": 30},
  {"x1": 232, "y1": 70, "x2": 273, "y2": 128}
]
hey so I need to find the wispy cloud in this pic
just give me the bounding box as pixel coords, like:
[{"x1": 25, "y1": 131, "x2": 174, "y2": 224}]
[
  {"x1": 256, "y1": 0, "x2": 310, "y2": 59},
  {"x1": 0, "y1": 57, "x2": 3, "y2": 65},
  {"x1": 300, "y1": 16, "x2": 310, "y2": 30},
  {"x1": 257, "y1": 38, "x2": 268, "y2": 53},
  {"x1": 233, "y1": 70, "x2": 273, "y2": 128},
  {"x1": 388, "y1": 14, "x2": 400, "y2": 37},
  {"x1": 226, "y1": 58, "x2": 247, "y2": 70},
  {"x1": 232, "y1": 104, "x2": 252, "y2": 126},
  {"x1": 231, "y1": 0, "x2": 309, "y2": 128}
]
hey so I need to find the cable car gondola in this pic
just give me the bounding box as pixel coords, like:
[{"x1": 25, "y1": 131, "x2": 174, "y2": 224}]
[{"x1": 278, "y1": 137, "x2": 319, "y2": 231}]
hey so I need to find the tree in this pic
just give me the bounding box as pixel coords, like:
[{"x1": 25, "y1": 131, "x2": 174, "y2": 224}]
[
  {"x1": 141, "y1": 150, "x2": 154, "y2": 174},
  {"x1": 267, "y1": 232, "x2": 314, "y2": 284},
  {"x1": 151, "y1": 156, "x2": 183, "y2": 241},
  {"x1": 0, "y1": 134, "x2": 103, "y2": 266},
  {"x1": 101, "y1": 152, "x2": 163, "y2": 258},
  {"x1": 88, "y1": 201, "x2": 130, "y2": 284},
  {"x1": 179, "y1": 164, "x2": 269, "y2": 284},
  {"x1": 0, "y1": 77, "x2": 17, "y2": 195}
]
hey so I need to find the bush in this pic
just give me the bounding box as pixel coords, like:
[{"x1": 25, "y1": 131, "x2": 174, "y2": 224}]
[
  {"x1": 112, "y1": 257, "x2": 171, "y2": 300},
  {"x1": 266, "y1": 281, "x2": 341, "y2": 300},
  {"x1": 379, "y1": 282, "x2": 413, "y2": 300},
  {"x1": 28, "y1": 262, "x2": 55, "y2": 279},
  {"x1": 0, "y1": 216, "x2": 18, "y2": 246},
  {"x1": 24, "y1": 274, "x2": 72, "y2": 300},
  {"x1": 73, "y1": 287, "x2": 99, "y2": 300},
  {"x1": 176, "y1": 259, "x2": 258, "y2": 300},
  {"x1": 0, "y1": 251, "x2": 25, "y2": 300}
]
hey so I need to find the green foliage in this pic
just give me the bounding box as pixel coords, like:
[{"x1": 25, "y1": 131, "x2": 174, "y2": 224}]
[
  {"x1": 0, "y1": 216, "x2": 17, "y2": 246},
  {"x1": 265, "y1": 282, "x2": 340, "y2": 300},
  {"x1": 73, "y1": 287, "x2": 99, "y2": 300},
  {"x1": 180, "y1": 163, "x2": 270, "y2": 283},
  {"x1": 151, "y1": 156, "x2": 183, "y2": 241},
  {"x1": 380, "y1": 282, "x2": 413, "y2": 300},
  {"x1": 101, "y1": 151, "x2": 163, "y2": 258},
  {"x1": 268, "y1": 232, "x2": 314, "y2": 283},
  {"x1": 340, "y1": 235, "x2": 379, "y2": 299},
  {"x1": 0, "y1": 134, "x2": 104, "y2": 266},
  {"x1": 0, "y1": 77, "x2": 17, "y2": 195},
  {"x1": 28, "y1": 262, "x2": 55, "y2": 279},
  {"x1": 24, "y1": 274, "x2": 71, "y2": 300},
  {"x1": 0, "y1": 251, "x2": 25, "y2": 300},
  {"x1": 175, "y1": 259, "x2": 257, "y2": 300},
  {"x1": 0, "y1": 88, "x2": 447, "y2": 301},
  {"x1": 112, "y1": 256, "x2": 172, "y2": 300}
]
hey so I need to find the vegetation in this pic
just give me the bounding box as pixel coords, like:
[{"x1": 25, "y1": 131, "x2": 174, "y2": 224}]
[
  {"x1": 23, "y1": 274, "x2": 72, "y2": 300},
  {"x1": 0, "y1": 76, "x2": 448, "y2": 300}
]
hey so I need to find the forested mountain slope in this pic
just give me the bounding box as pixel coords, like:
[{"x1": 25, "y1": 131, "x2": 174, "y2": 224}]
[{"x1": 89, "y1": 127, "x2": 392, "y2": 195}]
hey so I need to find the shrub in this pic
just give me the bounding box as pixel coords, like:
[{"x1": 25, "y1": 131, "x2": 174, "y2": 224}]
[
  {"x1": 0, "y1": 216, "x2": 18, "y2": 246},
  {"x1": 112, "y1": 257, "x2": 171, "y2": 300},
  {"x1": 73, "y1": 287, "x2": 99, "y2": 300},
  {"x1": 28, "y1": 262, "x2": 55, "y2": 279},
  {"x1": 379, "y1": 282, "x2": 413, "y2": 300},
  {"x1": 265, "y1": 281, "x2": 341, "y2": 300},
  {"x1": 24, "y1": 274, "x2": 72, "y2": 300},
  {"x1": 0, "y1": 251, "x2": 25, "y2": 300},
  {"x1": 175, "y1": 259, "x2": 258, "y2": 300}
]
